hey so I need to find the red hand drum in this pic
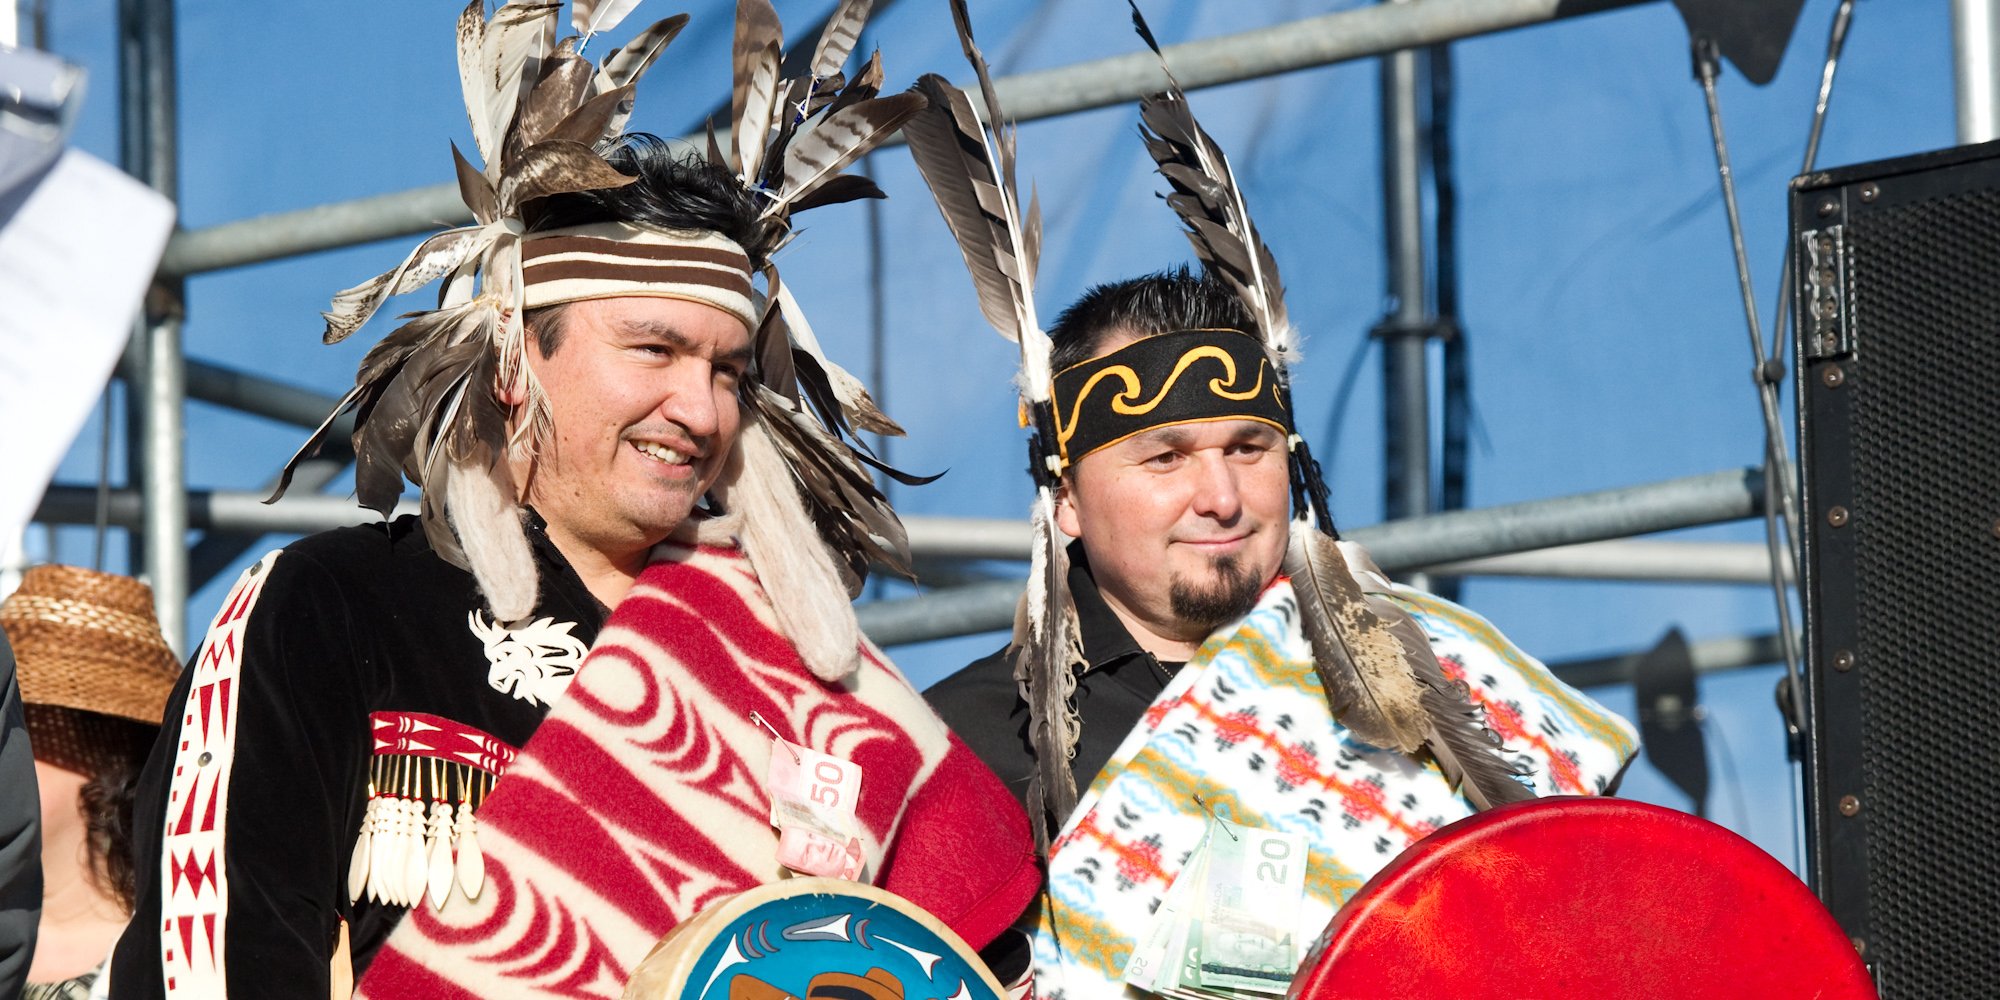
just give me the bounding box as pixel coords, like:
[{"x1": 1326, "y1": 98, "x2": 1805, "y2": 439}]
[{"x1": 1291, "y1": 796, "x2": 1875, "y2": 1000}]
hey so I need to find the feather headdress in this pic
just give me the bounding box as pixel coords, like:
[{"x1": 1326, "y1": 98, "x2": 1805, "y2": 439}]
[
  {"x1": 275, "y1": 0, "x2": 923, "y2": 680},
  {"x1": 716, "y1": 0, "x2": 934, "y2": 630},
  {"x1": 1126, "y1": 1, "x2": 1531, "y2": 809},
  {"x1": 900, "y1": 0, "x2": 1079, "y2": 848}
]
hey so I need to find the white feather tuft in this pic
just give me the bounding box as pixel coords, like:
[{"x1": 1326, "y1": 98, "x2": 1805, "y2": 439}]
[
  {"x1": 446, "y1": 455, "x2": 537, "y2": 622},
  {"x1": 1022, "y1": 489, "x2": 1056, "y2": 635},
  {"x1": 714, "y1": 415, "x2": 862, "y2": 682},
  {"x1": 572, "y1": 0, "x2": 643, "y2": 43}
]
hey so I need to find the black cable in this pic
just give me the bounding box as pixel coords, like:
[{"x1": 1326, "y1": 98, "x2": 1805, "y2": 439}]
[
  {"x1": 1759, "y1": 0, "x2": 1857, "y2": 565},
  {"x1": 1317, "y1": 335, "x2": 1376, "y2": 497},
  {"x1": 1692, "y1": 39, "x2": 1805, "y2": 736},
  {"x1": 1699, "y1": 709, "x2": 1754, "y2": 842},
  {"x1": 1758, "y1": 0, "x2": 1858, "y2": 749}
]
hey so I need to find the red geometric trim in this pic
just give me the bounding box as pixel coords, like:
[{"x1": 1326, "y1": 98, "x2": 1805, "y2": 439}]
[
  {"x1": 160, "y1": 550, "x2": 277, "y2": 997},
  {"x1": 370, "y1": 711, "x2": 519, "y2": 775}
]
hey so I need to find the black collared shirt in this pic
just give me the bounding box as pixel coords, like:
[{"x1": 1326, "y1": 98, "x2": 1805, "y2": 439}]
[{"x1": 926, "y1": 549, "x2": 1178, "y2": 827}]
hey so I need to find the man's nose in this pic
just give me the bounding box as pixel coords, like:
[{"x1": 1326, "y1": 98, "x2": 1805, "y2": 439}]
[
  {"x1": 655, "y1": 361, "x2": 723, "y2": 439},
  {"x1": 1189, "y1": 453, "x2": 1243, "y2": 522}
]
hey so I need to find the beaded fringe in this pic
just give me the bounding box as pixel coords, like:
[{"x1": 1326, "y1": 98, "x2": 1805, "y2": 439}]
[{"x1": 347, "y1": 755, "x2": 497, "y2": 909}]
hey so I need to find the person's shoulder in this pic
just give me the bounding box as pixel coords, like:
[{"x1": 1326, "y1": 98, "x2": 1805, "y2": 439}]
[
  {"x1": 258, "y1": 515, "x2": 458, "y2": 594},
  {"x1": 177, "y1": 521, "x2": 443, "y2": 718},
  {"x1": 925, "y1": 644, "x2": 1019, "y2": 712},
  {"x1": 210, "y1": 515, "x2": 460, "y2": 637},
  {"x1": 280, "y1": 514, "x2": 431, "y2": 571},
  {"x1": 924, "y1": 644, "x2": 1034, "y2": 800},
  {"x1": 924, "y1": 646, "x2": 1028, "y2": 743}
]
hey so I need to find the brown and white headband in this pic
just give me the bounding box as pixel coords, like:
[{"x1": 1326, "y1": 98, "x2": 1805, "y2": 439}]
[{"x1": 521, "y1": 221, "x2": 758, "y2": 330}]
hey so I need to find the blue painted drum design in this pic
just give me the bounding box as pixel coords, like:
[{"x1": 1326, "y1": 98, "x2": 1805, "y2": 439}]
[{"x1": 623, "y1": 878, "x2": 1008, "y2": 1000}]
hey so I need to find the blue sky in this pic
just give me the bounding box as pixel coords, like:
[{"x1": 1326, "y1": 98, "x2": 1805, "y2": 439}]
[{"x1": 28, "y1": 0, "x2": 1958, "y2": 869}]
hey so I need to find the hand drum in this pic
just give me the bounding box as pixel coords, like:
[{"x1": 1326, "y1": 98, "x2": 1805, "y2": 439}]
[
  {"x1": 623, "y1": 877, "x2": 1009, "y2": 1000},
  {"x1": 1290, "y1": 796, "x2": 1875, "y2": 1000}
]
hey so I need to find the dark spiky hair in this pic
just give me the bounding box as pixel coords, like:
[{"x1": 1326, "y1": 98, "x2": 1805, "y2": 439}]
[
  {"x1": 521, "y1": 133, "x2": 773, "y2": 259},
  {"x1": 1046, "y1": 265, "x2": 1254, "y2": 372}
]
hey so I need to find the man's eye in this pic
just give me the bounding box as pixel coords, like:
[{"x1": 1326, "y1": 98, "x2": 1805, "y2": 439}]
[{"x1": 1147, "y1": 451, "x2": 1181, "y2": 466}]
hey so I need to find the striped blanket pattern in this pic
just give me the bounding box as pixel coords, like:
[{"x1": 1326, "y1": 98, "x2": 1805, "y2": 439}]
[{"x1": 359, "y1": 540, "x2": 1034, "y2": 998}]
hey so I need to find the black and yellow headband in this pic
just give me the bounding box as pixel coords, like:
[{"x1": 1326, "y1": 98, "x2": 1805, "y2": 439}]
[{"x1": 1049, "y1": 328, "x2": 1291, "y2": 470}]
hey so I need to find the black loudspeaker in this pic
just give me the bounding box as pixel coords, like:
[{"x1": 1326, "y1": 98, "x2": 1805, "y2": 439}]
[{"x1": 1793, "y1": 139, "x2": 2000, "y2": 996}]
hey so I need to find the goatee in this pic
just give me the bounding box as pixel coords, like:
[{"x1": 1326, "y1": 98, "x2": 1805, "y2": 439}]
[{"x1": 1168, "y1": 555, "x2": 1264, "y2": 634}]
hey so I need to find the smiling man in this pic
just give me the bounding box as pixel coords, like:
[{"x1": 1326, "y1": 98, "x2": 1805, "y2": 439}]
[
  {"x1": 505, "y1": 237, "x2": 756, "y2": 606},
  {"x1": 907, "y1": 16, "x2": 1633, "y2": 989},
  {"x1": 109, "y1": 6, "x2": 1037, "y2": 999},
  {"x1": 924, "y1": 269, "x2": 1639, "y2": 996},
  {"x1": 933, "y1": 271, "x2": 1345, "y2": 816}
]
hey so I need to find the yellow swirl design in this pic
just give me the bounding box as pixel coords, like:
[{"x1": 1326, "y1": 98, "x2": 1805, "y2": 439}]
[{"x1": 1055, "y1": 346, "x2": 1271, "y2": 452}]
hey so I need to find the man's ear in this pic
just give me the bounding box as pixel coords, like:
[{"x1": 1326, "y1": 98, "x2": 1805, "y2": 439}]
[
  {"x1": 1052, "y1": 477, "x2": 1082, "y2": 539},
  {"x1": 497, "y1": 344, "x2": 533, "y2": 407}
]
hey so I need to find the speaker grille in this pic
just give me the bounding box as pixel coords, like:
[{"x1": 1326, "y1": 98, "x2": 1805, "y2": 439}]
[{"x1": 1845, "y1": 185, "x2": 2000, "y2": 993}]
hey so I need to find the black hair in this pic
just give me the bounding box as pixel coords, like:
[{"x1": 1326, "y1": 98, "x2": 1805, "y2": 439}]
[
  {"x1": 80, "y1": 720, "x2": 154, "y2": 911},
  {"x1": 518, "y1": 133, "x2": 774, "y2": 356},
  {"x1": 25, "y1": 703, "x2": 155, "y2": 912},
  {"x1": 1046, "y1": 265, "x2": 1253, "y2": 372}
]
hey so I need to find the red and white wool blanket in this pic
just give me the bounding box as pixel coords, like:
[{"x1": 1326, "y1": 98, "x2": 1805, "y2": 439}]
[{"x1": 358, "y1": 540, "x2": 1039, "y2": 999}]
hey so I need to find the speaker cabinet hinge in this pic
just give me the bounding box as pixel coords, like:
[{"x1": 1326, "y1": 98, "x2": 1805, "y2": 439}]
[{"x1": 1800, "y1": 224, "x2": 1854, "y2": 360}]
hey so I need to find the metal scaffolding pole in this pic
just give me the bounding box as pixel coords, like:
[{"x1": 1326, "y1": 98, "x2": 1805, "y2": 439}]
[
  {"x1": 1953, "y1": 0, "x2": 2000, "y2": 142},
  {"x1": 1358, "y1": 466, "x2": 1761, "y2": 567},
  {"x1": 1427, "y1": 539, "x2": 1783, "y2": 584},
  {"x1": 854, "y1": 578, "x2": 1025, "y2": 651},
  {"x1": 36, "y1": 487, "x2": 1778, "y2": 587},
  {"x1": 40, "y1": 467, "x2": 1759, "y2": 558},
  {"x1": 155, "y1": 0, "x2": 1659, "y2": 278},
  {"x1": 173, "y1": 358, "x2": 356, "y2": 586},
  {"x1": 40, "y1": 466, "x2": 1768, "y2": 650},
  {"x1": 1550, "y1": 632, "x2": 1783, "y2": 689},
  {"x1": 37, "y1": 487, "x2": 416, "y2": 535},
  {"x1": 902, "y1": 517, "x2": 1032, "y2": 561},
  {"x1": 117, "y1": 0, "x2": 185, "y2": 651},
  {"x1": 1379, "y1": 0, "x2": 1435, "y2": 592},
  {"x1": 185, "y1": 358, "x2": 345, "y2": 429},
  {"x1": 852, "y1": 467, "x2": 1763, "y2": 646},
  {"x1": 183, "y1": 454, "x2": 354, "y2": 587}
]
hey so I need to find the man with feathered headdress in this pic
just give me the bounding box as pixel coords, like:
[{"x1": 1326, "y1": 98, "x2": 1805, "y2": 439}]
[
  {"x1": 109, "y1": 4, "x2": 1037, "y2": 998},
  {"x1": 907, "y1": 3, "x2": 1637, "y2": 995}
]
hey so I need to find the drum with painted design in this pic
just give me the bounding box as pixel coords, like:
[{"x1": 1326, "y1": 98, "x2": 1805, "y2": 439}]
[{"x1": 623, "y1": 877, "x2": 1008, "y2": 1000}]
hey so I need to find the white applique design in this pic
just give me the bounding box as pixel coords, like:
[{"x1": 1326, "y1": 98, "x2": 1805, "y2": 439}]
[{"x1": 469, "y1": 612, "x2": 586, "y2": 707}]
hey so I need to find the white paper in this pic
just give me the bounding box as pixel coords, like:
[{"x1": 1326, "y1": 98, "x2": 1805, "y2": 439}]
[{"x1": 0, "y1": 147, "x2": 176, "y2": 544}]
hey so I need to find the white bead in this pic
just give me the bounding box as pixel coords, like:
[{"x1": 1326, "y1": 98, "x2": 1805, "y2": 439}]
[
  {"x1": 425, "y1": 800, "x2": 455, "y2": 909},
  {"x1": 455, "y1": 805, "x2": 486, "y2": 900}
]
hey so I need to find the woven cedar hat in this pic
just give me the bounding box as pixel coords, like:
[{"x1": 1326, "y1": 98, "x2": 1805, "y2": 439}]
[{"x1": 2, "y1": 564, "x2": 180, "y2": 726}]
